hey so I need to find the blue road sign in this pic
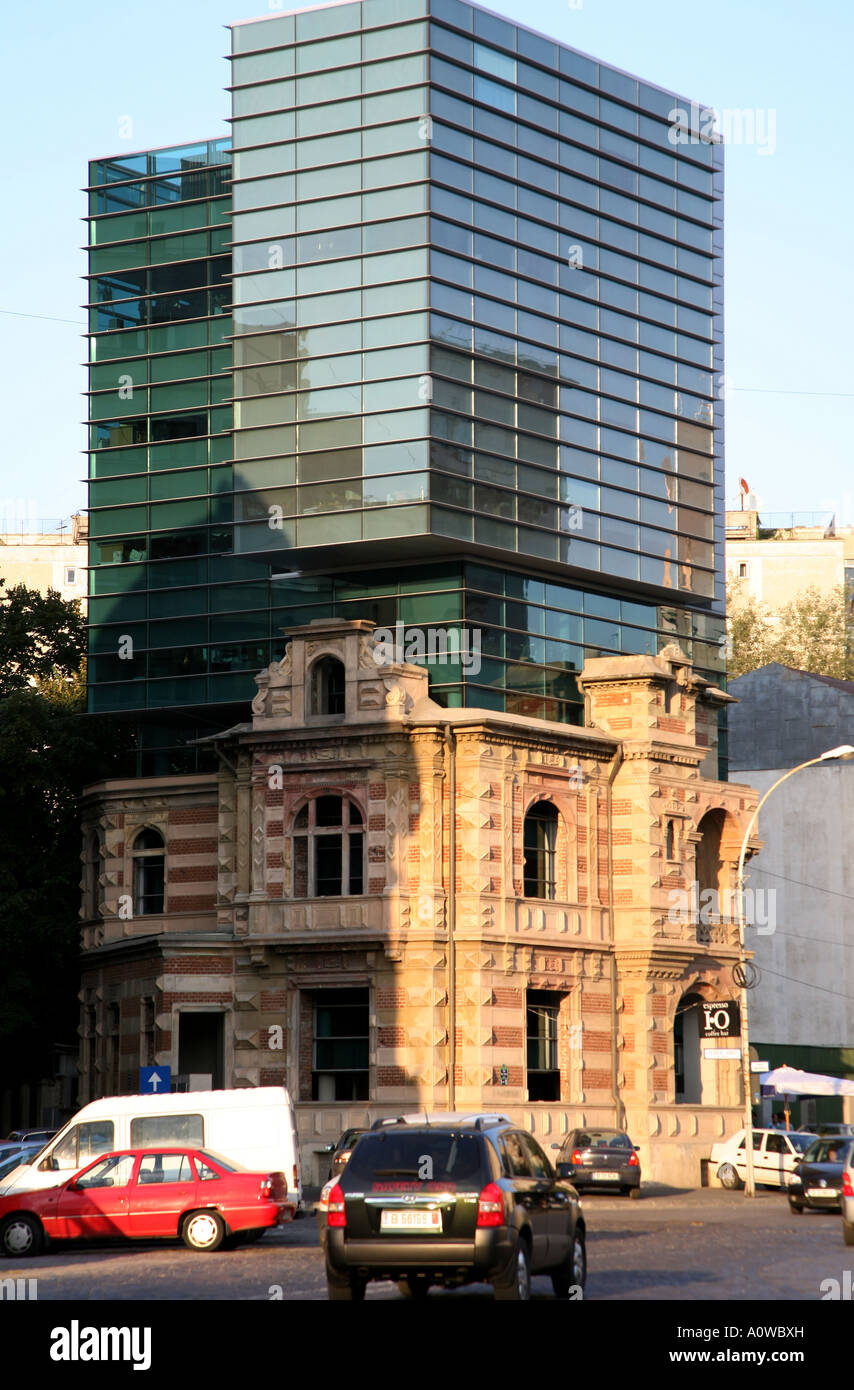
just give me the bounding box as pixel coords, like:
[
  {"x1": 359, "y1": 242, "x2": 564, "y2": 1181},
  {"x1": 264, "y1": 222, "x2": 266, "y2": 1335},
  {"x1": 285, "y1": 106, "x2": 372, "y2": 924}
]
[{"x1": 139, "y1": 1066, "x2": 171, "y2": 1095}]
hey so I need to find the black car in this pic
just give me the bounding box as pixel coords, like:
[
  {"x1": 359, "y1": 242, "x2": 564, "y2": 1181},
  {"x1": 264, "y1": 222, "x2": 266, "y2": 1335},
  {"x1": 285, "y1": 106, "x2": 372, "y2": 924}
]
[
  {"x1": 323, "y1": 1127, "x2": 367, "y2": 1182},
  {"x1": 788, "y1": 1137, "x2": 853, "y2": 1213},
  {"x1": 324, "y1": 1113, "x2": 586, "y2": 1301},
  {"x1": 552, "y1": 1128, "x2": 641, "y2": 1197}
]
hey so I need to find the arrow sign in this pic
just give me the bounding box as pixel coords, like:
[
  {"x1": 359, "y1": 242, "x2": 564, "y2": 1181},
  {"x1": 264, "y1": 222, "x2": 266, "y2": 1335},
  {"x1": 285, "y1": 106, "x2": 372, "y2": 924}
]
[{"x1": 140, "y1": 1066, "x2": 171, "y2": 1094}]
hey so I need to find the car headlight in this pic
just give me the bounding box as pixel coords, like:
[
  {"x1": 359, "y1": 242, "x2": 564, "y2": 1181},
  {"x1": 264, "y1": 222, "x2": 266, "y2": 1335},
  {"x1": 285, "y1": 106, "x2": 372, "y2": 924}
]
[{"x1": 788, "y1": 1174, "x2": 802, "y2": 1186}]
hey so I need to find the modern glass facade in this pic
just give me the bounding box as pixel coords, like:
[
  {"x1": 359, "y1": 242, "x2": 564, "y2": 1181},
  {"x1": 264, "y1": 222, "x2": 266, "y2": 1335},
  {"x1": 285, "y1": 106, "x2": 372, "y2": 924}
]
[{"x1": 87, "y1": 0, "x2": 726, "y2": 774}]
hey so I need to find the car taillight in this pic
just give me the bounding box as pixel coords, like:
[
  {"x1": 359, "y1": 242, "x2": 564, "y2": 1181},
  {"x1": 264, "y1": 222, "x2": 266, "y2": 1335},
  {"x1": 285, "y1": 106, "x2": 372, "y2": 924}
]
[
  {"x1": 327, "y1": 1183, "x2": 346, "y2": 1228},
  {"x1": 843, "y1": 1172, "x2": 854, "y2": 1198},
  {"x1": 293, "y1": 1163, "x2": 299, "y2": 1192},
  {"x1": 628, "y1": 1151, "x2": 639, "y2": 1167},
  {"x1": 571, "y1": 1149, "x2": 582, "y2": 1165},
  {"x1": 259, "y1": 1176, "x2": 273, "y2": 1199},
  {"x1": 476, "y1": 1182, "x2": 504, "y2": 1228}
]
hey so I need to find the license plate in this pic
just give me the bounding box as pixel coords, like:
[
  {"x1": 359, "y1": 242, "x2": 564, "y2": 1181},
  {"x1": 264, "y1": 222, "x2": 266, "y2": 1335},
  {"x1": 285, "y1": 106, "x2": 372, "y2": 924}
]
[
  {"x1": 807, "y1": 1188, "x2": 836, "y2": 1199},
  {"x1": 380, "y1": 1208, "x2": 443, "y2": 1232},
  {"x1": 591, "y1": 1172, "x2": 616, "y2": 1181}
]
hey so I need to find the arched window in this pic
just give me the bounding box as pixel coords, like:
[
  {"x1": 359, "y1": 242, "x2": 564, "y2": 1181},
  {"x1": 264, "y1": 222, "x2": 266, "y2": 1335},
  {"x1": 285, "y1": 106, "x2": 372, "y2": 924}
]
[
  {"x1": 133, "y1": 828, "x2": 165, "y2": 916},
  {"x1": 311, "y1": 657, "x2": 345, "y2": 716},
  {"x1": 83, "y1": 829, "x2": 101, "y2": 919},
  {"x1": 674, "y1": 991, "x2": 704, "y2": 1104},
  {"x1": 665, "y1": 819, "x2": 676, "y2": 861},
  {"x1": 293, "y1": 796, "x2": 363, "y2": 897},
  {"x1": 523, "y1": 801, "x2": 559, "y2": 900}
]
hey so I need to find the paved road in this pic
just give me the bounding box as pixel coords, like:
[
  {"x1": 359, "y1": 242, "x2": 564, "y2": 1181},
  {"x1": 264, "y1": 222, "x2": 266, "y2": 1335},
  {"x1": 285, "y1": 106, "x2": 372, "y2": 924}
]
[{"x1": 3, "y1": 1188, "x2": 851, "y2": 1301}]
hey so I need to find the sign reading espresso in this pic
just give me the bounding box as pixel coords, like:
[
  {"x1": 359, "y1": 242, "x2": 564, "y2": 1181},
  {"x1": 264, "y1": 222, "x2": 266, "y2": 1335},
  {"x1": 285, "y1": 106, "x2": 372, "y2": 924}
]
[{"x1": 700, "y1": 1000, "x2": 741, "y2": 1039}]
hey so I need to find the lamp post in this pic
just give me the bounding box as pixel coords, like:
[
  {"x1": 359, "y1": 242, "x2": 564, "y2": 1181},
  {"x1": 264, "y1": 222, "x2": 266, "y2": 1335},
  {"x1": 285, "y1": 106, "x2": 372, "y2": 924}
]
[{"x1": 736, "y1": 744, "x2": 854, "y2": 1196}]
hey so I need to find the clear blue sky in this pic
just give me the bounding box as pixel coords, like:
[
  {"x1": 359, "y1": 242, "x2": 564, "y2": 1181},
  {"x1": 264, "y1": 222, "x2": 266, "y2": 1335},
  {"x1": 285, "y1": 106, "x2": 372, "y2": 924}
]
[{"x1": 3, "y1": 0, "x2": 852, "y2": 524}]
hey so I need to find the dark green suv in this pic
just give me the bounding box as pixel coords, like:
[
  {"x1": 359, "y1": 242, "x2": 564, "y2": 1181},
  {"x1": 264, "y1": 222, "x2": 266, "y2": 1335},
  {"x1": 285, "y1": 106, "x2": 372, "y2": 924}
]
[{"x1": 324, "y1": 1112, "x2": 586, "y2": 1301}]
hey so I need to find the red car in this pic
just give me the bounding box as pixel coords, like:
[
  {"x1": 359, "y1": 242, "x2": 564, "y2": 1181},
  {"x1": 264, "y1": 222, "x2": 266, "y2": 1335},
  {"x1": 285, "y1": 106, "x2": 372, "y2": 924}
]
[{"x1": 0, "y1": 1147, "x2": 294, "y2": 1257}]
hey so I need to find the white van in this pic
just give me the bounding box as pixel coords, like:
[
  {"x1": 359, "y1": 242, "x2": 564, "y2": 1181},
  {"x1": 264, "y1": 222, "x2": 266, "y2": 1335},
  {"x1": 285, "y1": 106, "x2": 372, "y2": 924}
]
[{"x1": 0, "y1": 1087, "x2": 302, "y2": 1210}]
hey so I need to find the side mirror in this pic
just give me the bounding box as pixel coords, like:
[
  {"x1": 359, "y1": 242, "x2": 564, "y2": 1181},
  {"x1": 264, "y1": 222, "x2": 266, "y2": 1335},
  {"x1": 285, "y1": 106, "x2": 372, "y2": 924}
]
[
  {"x1": 550, "y1": 1143, "x2": 560, "y2": 1151},
  {"x1": 633, "y1": 1146, "x2": 640, "y2": 1152},
  {"x1": 39, "y1": 1155, "x2": 58, "y2": 1173},
  {"x1": 556, "y1": 1162, "x2": 573, "y2": 1179}
]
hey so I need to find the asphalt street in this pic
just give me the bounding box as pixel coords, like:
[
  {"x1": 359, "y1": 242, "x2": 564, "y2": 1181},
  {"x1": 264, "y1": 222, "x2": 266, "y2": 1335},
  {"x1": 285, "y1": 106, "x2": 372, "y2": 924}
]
[{"x1": 2, "y1": 1187, "x2": 851, "y2": 1301}]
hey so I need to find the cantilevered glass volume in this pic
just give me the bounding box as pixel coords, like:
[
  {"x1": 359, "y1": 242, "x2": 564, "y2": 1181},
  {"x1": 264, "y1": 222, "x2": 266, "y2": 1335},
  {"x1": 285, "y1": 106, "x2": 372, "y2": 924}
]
[{"x1": 87, "y1": 0, "x2": 726, "y2": 773}]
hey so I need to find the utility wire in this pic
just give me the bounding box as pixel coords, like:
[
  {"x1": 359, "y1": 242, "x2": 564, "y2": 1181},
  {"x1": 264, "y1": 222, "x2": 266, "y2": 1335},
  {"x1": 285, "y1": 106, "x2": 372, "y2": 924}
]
[
  {"x1": 0, "y1": 309, "x2": 85, "y2": 326},
  {"x1": 743, "y1": 867, "x2": 854, "y2": 905}
]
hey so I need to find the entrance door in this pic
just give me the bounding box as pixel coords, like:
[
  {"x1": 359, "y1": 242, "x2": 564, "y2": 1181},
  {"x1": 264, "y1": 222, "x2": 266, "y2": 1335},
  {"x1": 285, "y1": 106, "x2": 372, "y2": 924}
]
[{"x1": 178, "y1": 1012, "x2": 224, "y2": 1089}]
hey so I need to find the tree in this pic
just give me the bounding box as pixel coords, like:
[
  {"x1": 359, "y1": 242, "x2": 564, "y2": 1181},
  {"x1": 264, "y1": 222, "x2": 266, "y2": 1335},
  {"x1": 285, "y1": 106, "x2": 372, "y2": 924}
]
[
  {"x1": 0, "y1": 581, "x2": 86, "y2": 698},
  {"x1": 0, "y1": 585, "x2": 123, "y2": 1088},
  {"x1": 727, "y1": 578, "x2": 854, "y2": 680}
]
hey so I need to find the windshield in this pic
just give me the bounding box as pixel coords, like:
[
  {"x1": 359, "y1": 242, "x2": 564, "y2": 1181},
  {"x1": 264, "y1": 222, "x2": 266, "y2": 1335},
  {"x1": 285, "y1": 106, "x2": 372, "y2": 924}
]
[
  {"x1": 788, "y1": 1133, "x2": 816, "y2": 1153},
  {"x1": 347, "y1": 1131, "x2": 486, "y2": 1189},
  {"x1": 197, "y1": 1150, "x2": 244, "y2": 1173},
  {"x1": 803, "y1": 1138, "x2": 851, "y2": 1163},
  {"x1": 571, "y1": 1130, "x2": 632, "y2": 1150}
]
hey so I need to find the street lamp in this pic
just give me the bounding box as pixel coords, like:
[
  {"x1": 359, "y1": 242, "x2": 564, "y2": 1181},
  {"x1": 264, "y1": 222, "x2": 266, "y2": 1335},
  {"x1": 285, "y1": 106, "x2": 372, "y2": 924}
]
[{"x1": 736, "y1": 744, "x2": 854, "y2": 1196}]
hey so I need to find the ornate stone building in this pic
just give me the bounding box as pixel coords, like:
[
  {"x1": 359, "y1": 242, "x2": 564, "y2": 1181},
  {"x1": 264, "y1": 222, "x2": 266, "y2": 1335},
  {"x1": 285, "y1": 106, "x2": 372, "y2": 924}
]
[{"x1": 79, "y1": 619, "x2": 758, "y2": 1185}]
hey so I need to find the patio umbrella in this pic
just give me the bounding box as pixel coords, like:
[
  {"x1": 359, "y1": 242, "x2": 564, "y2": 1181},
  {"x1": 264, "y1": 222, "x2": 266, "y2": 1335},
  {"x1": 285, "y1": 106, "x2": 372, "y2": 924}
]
[
  {"x1": 760, "y1": 1065, "x2": 854, "y2": 1126},
  {"x1": 760, "y1": 1066, "x2": 854, "y2": 1098}
]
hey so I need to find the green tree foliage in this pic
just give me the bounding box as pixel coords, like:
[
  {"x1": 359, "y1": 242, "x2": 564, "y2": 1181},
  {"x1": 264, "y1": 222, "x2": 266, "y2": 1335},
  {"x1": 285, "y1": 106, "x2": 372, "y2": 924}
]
[
  {"x1": 0, "y1": 581, "x2": 86, "y2": 698},
  {"x1": 727, "y1": 579, "x2": 854, "y2": 680},
  {"x1": 0, "y1": 585, "x2": 123, "y2": 1051}
]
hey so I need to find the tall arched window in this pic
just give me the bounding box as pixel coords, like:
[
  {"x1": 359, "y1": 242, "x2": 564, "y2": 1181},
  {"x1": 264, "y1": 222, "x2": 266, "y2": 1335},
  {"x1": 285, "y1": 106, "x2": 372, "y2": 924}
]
[
  {"x1": 133, "y1": 828, "x2": 165, "y2": 916},
  {"x1": 674, "y1": 991, "x2": 704, "y2": 1104},
  {"x1": 523, "y1": 801, "x2": 559, "y2": 900},
  {"x1": 293, "y1": 796, "x2": 363, "y2": 897},
  {"x1": 311, "y1": 657, "x2": 345, "y2": 716},
  {"x1": 83, "y1": 829, "x2": 101, "y2": 919},
  {"x1": 665, "y1": 819, "x2": 676, "y2": 861}
]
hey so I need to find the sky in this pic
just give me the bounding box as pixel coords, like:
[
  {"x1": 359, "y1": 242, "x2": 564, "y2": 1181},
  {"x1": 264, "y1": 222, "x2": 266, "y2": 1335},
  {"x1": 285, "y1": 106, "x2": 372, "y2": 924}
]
[{"x1": 2, "y1": 0, "x2": 852, "y2": 526}]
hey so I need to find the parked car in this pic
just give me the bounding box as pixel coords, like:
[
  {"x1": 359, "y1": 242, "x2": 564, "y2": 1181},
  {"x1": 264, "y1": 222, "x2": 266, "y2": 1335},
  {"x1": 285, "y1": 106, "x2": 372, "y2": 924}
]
[
  {"x1": 324, "y1": 1112, "x2": 586, "y2": 1301},
  {"x1": 0, "y1": 1146, "x2": 43, "y2": 1185},
  {"x1": 788, "y1": 1137, "x2": 852, "y2": 1213},
  {"x1": 816, "y1": 1123, "x2": 854, "y2": 1138},
  {"x1": 710, "y1": 1128, "x2": 816, "y2": 1189},
  {"x1": 0, "y1": 1131, "x2": 56, "y2": 1160},
  {"x1": 0, "y1": 1087, "x2": 302, "y2": 1214},
  {"x1": 842, "y1": 1144, "x2": 854, "y2": 1246},
  {"x1": 321, "y1": 1128, "x2": 367, "y2": 1182},
  {"x1": 551, "y1": 1127, "x2": 641, "y2": 1197},
  {"x1": 0, "y1": 1147, "x2": 294, "y2": 1257}
]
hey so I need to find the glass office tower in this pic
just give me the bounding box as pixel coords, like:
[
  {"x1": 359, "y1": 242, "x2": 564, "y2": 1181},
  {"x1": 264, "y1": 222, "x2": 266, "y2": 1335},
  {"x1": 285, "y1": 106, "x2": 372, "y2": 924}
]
[{"x1": 87, "y1": 0, "x2": 725, "y2": 773}]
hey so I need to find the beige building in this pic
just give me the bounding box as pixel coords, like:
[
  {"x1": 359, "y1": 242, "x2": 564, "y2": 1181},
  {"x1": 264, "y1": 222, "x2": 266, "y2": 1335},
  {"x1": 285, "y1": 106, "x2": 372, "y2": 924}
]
[
  {"x1": 78, "y1": 620, "x2": 759, "y2": 1187},
  {"x1": 0, "y1": 514, "x2": 88, "y2": 608},
  {"x1": 725, "y1": 509, "x2": 854, "y2": 610}
]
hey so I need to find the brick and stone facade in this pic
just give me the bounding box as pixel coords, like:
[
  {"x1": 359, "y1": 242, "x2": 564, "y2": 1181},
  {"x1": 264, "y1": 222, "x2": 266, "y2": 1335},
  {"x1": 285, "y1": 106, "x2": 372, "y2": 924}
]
[{"x1": 79, "y1": 619, "x2": 758, "y2": 1186}]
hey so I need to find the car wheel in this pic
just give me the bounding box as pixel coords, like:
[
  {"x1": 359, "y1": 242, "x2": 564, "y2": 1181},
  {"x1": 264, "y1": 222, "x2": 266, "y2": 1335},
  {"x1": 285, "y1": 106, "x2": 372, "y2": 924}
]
[
  {"x1": 788, "y1": 1199, "x2": 804, "y2": 1213},
  {"x1": 843, "y1": 1219, "x2": 854, "y2": 1247},
  {"x1": 717, "y1": 1163, "x2": 744, "y2": 1191},
  {"x1": 0, "y1": 1213, "x2": 43, "y2": 1258},
  {"x1": 493, "y1": 1240, "x2": 531, "y2": 1301},
  {"x1": 182, "y1": 1209, "x2": 226, "y2": 1252},
  {"x1": 551, "y1": 1228, "x2": 586, "y2": 1299},
  {"x1": 326, "y1": 1261, "x2": 367, "y2": 1301},
  {"x1": 398, "y1": 1275, "x2": 431, "y2": 1299}
]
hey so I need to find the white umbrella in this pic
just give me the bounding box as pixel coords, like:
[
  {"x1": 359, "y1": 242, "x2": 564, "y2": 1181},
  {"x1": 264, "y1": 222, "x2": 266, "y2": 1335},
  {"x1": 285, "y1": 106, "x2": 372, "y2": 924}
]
[{"x1": 760, "y1": 1065, "x2": 854, "y2": 1098}]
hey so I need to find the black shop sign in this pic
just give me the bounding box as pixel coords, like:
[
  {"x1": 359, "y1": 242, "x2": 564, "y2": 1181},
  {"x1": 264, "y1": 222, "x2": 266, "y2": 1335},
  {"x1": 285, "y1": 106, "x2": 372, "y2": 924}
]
[{"x1": 700, "y1": 1000, "x2": 741, "y2": 1039}]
